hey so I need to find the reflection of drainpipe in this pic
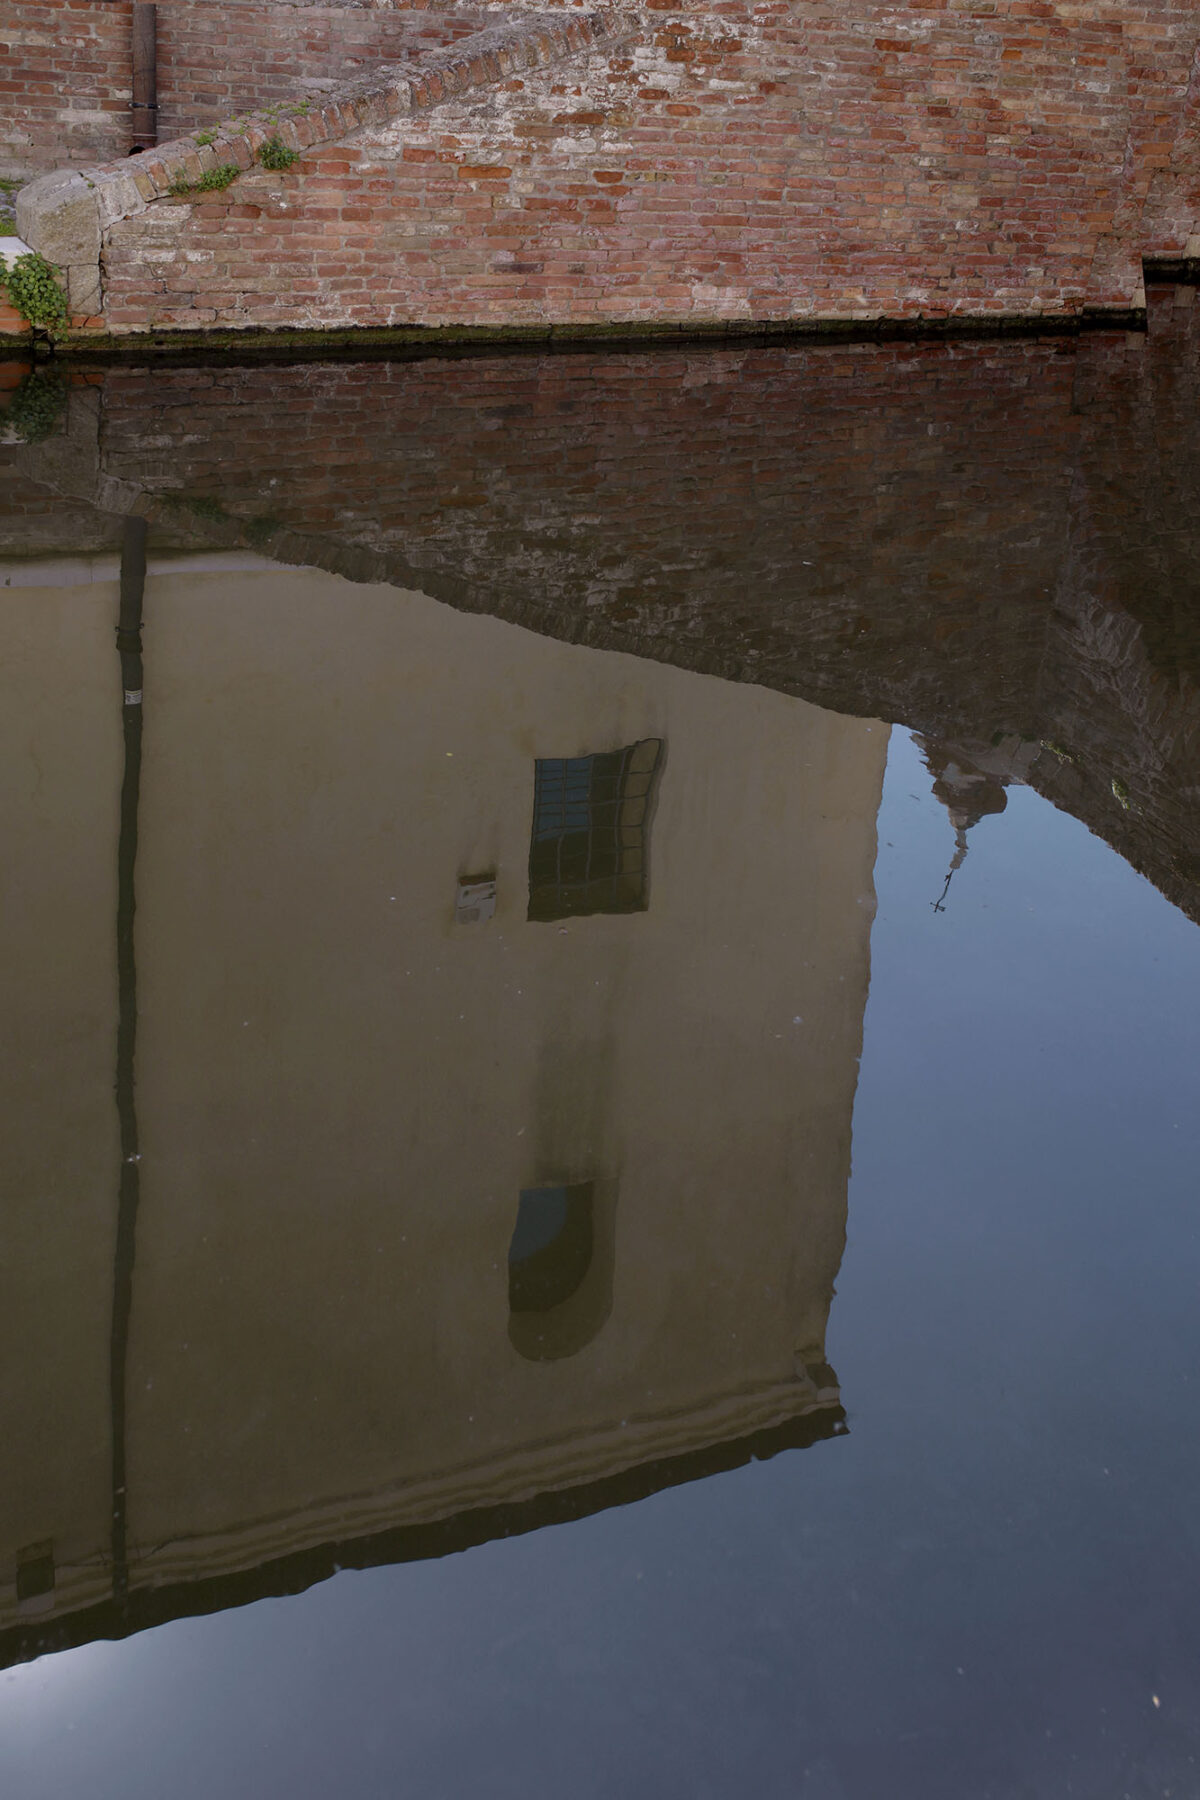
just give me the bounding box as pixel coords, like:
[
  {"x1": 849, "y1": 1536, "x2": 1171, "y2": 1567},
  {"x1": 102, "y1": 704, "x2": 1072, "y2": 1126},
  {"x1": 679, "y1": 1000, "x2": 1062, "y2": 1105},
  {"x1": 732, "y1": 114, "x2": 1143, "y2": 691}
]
[
  {"x1": 110, "y1": 516, "x2": 146, "y2": 1610},
  {"x1": 131, "y1": 4, "x2": 158, "y2": 152}
]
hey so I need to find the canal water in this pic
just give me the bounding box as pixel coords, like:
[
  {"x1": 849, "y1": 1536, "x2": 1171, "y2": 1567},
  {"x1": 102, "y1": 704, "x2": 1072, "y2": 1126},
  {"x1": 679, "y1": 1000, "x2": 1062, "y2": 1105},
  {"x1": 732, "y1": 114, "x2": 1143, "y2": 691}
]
[{"x1": 1, "y1": 308, "x2": 1199, "y2": 1797}]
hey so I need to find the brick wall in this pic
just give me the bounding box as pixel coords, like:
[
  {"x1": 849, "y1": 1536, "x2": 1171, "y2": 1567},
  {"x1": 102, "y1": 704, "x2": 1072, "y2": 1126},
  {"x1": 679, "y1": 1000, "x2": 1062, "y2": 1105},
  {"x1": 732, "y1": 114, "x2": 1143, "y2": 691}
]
[
  {"x1": 0, "y1": 0, "x2": 487, "y2": 177},
  {"x1": 90, "y1": 0, "x2": 1200, "y2": 333},
  {"x1": 154, "y1": 0, "x2": 490, "y2": 143},
  {"x1": 2, "y1": 0, "x2": 131, "y2": 173}
]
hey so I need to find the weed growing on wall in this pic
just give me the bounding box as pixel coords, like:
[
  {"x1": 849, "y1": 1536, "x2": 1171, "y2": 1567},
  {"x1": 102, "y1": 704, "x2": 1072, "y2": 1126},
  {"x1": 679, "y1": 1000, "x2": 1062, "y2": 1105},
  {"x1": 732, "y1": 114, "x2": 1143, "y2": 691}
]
[
  {"x1": 257, "y1": 135, "x2": 298, "y2": 171},
  {"x1": 0, "y1": 175, "x2": 21, "y2": 232},
  {"x1": 0, "y1": 251, "x2": 71, "y2": 338},
  {"x1": 167, "y1": 163, "x2": 241, "y2": 197}
]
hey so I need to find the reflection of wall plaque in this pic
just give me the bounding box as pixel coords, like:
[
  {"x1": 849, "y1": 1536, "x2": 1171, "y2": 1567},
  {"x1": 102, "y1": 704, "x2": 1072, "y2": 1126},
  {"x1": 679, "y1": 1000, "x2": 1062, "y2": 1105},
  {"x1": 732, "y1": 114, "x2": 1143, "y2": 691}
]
[{"x1": 455, "y1": 874, "x2": 497, "y2": 925}]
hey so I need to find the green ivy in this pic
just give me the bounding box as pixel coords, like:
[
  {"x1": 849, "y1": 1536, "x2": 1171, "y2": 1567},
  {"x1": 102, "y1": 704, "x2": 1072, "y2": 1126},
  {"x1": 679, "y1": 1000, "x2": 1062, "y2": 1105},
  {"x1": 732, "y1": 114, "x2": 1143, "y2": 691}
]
[
  {"x1": 257, "y1": 134, "x2": 299, "y2": 172},
  {"x1": 0, "y1": 251, "x2": 71, "y2": 338}
]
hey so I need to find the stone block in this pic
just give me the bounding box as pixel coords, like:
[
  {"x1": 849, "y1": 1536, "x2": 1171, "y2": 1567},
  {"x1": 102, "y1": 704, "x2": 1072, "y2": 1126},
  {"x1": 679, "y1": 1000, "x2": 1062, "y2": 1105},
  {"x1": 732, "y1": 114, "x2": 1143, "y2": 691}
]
[
  {"x1": 94, "y1": 169, "x2": 149, "y2": 231},
  {"x1": 66, "y1": 263, "x2": 103, "y2": 317},
  {"x1": 15, "y1": 170, "x2": 101, "y2": 270}
]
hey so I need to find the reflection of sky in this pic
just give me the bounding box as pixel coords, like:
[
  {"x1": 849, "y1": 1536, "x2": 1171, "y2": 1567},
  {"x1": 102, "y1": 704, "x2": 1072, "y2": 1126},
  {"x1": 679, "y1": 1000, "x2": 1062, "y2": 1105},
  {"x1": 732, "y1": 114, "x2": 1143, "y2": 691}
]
[
  {"x1": 0, "y1": 1641, "x2": 116, "y2": 1719},
  {"x1": 532, "y1": 757, "x2": 595, "y2": 840},
  {"x1": 510, "y1": 1186, "x2": 571, "y2": 1261},
  {"x1": 3, "y1": 729, "x2": 1200, "y2": 1800}
]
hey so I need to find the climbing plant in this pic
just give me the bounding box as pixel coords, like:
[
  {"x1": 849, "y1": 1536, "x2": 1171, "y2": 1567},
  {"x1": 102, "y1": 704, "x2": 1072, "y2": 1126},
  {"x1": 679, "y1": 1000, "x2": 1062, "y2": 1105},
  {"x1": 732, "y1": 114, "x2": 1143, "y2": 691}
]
[{"x1": 0, "y1": 251, "x2": 71, "y2": 339}]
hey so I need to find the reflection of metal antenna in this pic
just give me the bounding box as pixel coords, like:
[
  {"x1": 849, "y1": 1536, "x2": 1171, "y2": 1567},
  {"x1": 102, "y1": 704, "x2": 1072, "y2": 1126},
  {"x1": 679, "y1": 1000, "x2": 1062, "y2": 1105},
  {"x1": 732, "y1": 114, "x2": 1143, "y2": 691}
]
[{"x1": 932, "y1": 825, "x2": 970, "y2": 913}]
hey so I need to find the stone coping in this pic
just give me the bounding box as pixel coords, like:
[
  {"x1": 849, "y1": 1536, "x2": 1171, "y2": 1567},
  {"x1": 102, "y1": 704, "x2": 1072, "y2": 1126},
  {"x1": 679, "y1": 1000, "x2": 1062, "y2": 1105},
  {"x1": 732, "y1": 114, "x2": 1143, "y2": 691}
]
[
  {"x1": 4, "y1": 302, "x2": 1168, "y2": 359},
  {"x1": 14, "y1": 8, "x2": 623, "y2": 320}
]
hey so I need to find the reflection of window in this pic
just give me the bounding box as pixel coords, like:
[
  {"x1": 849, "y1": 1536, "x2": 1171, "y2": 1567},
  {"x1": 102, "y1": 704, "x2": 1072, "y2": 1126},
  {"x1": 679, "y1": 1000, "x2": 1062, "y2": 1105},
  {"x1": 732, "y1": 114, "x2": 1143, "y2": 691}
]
[
  {"x1": 509, "y1": 1185, "x2": 594, "y2": 1314},
  {"x1": 528, "y1": 739, "x2": 662, "y2": 922},
  {"x1": 508, "y1": 1177, "x2": 616, "y2": 1362}
]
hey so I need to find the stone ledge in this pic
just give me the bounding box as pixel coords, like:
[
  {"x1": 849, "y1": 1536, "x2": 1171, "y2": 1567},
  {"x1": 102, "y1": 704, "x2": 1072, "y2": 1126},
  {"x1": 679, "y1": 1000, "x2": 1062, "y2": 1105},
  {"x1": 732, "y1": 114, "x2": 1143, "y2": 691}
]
[
  {"x1": 3, "y1": 298, "x2": 1164, "y2": 355},
  {"x1": 15, "y1": 8, "x2": 626, "y2": 322}
]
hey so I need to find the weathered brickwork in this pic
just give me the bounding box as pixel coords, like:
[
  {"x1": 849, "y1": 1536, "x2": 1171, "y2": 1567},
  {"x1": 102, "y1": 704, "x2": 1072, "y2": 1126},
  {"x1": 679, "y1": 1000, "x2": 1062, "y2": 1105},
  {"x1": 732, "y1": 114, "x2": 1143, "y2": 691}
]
[
  {"x1": 154, "y1": 0, "x2": 490, "y2": 143},
  {"x1": 10, "y1": 10, "x2": 617, "y2": 327},
  {"x1": 1, "y1": 0, "x2": 486, "y2": 176},
  {"x1": 7, "y1": 1, "x2": 1200, "y2": 331},
  {"x1": 67, "y1": 0, "x2": 1200, "y2": 333},
  {"x1": 1, "y1": 0, "x2": 130, "y2": 173}
]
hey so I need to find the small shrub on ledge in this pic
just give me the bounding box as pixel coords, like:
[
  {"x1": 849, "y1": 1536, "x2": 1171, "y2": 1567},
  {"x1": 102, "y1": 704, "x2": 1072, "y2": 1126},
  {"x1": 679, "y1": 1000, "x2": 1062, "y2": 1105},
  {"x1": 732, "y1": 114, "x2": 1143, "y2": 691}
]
[{"x1": 257, "y1": 134, "x2": 299, "y2": 171}]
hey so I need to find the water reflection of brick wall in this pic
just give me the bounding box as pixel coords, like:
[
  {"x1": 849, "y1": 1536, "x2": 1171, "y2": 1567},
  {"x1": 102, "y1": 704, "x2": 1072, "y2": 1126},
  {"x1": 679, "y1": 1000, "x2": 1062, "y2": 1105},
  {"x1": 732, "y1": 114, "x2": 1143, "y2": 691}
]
[
  {"x1": 4, "y1": 296, "x2": 1199, "y2": 913},
  {"x1": 98, "y1": 335, "x2": 1083, "y2": 716}
]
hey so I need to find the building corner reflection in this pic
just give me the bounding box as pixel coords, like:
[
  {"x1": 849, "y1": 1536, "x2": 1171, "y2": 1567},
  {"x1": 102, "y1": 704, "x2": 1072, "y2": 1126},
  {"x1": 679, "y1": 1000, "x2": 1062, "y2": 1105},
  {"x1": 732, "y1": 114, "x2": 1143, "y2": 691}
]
[{"x1": 0, "y1": 568, "x2": 887, "y2": 1668}]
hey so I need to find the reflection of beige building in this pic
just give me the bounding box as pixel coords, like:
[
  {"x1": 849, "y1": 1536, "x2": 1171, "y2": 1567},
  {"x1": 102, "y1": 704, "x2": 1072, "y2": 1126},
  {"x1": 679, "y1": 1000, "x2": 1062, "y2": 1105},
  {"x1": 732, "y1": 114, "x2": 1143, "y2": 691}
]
[{"x1": 0, "y1": 555, "x2": 887, "y2": 1663}]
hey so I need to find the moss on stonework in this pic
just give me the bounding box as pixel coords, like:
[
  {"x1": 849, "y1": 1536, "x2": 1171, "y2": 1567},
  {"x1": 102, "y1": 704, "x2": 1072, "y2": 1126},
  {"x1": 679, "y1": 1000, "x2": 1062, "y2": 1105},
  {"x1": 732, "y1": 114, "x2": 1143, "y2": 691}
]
[{"x1": 167, "y1": 163, "x2": 241, "y2": 197}]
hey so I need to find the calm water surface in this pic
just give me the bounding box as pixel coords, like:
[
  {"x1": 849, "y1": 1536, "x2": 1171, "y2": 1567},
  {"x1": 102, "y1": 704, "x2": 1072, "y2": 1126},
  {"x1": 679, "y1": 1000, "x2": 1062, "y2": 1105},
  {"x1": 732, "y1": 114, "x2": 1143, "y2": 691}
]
[{"x1": 1, "y1": 321, "x2": 1199, "y2": 1798}]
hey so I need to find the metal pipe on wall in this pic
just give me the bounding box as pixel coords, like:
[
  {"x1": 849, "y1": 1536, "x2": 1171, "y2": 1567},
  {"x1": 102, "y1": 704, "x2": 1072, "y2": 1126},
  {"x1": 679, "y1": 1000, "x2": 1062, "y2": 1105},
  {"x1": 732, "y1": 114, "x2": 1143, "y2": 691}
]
[{"x1": 131, "y1": 3, "x2": 158, "y2": 151}]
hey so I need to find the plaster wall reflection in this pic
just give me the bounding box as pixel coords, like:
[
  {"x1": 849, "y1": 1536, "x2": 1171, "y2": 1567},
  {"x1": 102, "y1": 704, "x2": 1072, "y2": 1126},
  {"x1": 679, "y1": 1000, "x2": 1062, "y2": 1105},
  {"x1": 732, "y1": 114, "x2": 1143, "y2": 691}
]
[
  {"x1": 0, "y1": 561, "x2": 887, "y2": 1653},
  {"x1": 0, "y1": 580, "x2": 121, "y2": 1631}
]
